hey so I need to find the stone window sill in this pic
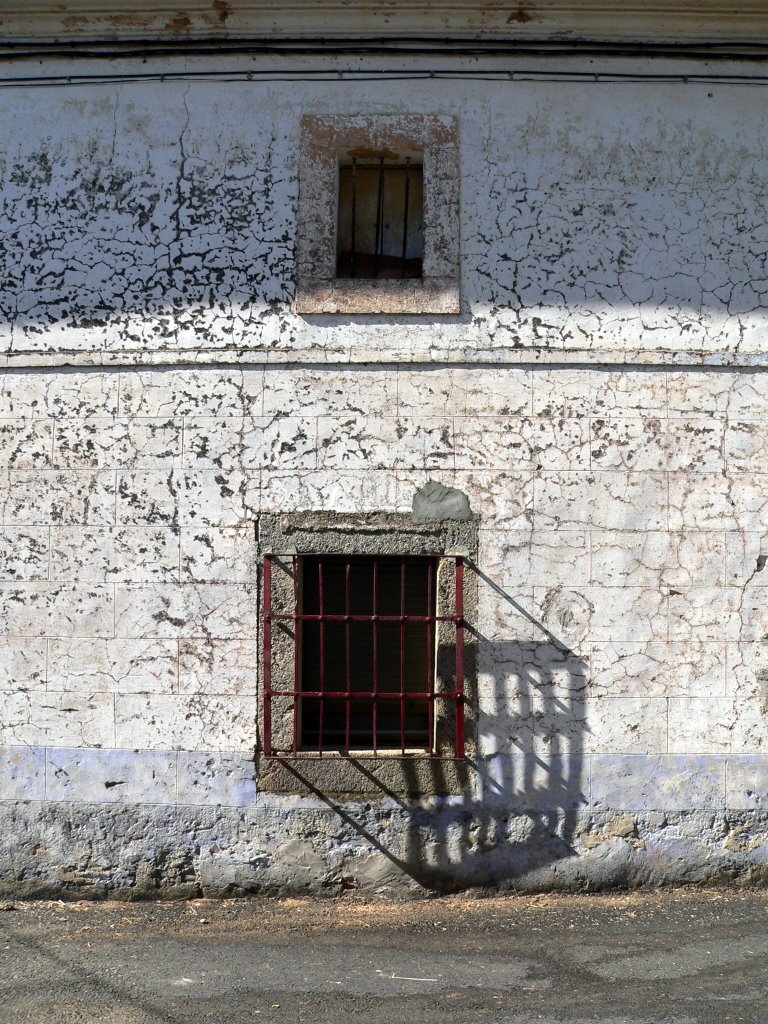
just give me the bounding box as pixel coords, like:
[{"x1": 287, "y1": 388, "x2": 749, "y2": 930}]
[{"x1": 294, "y1": 276, "x2": 460, "y2": 316}]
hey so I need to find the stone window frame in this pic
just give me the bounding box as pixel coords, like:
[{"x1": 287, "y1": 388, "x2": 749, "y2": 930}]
[
  {"x1": 257, "y1": 511, "x2": 477, "y2": 797},
  {"x1": 293, "y1": 114, "x2": 461, "y2": 316}
]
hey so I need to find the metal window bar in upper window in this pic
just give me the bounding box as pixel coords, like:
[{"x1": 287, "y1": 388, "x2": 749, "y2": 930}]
[{"x1": 262, "y1": 553, "x2": 465, "y2": 760}]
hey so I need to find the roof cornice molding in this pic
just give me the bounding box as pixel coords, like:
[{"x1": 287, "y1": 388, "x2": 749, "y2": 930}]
[{"x1": 2, "y1": 2, "x2": 767, "y2": 45}]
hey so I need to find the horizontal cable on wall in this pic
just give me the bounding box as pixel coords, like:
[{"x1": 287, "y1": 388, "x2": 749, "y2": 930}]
[{"x1": 2, "y1": 67, "x2": 768, "y2": 88}]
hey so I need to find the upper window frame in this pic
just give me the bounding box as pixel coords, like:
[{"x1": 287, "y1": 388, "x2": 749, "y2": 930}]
[{"x1": 293, "y1": 114, "x2": 460, "y2": 316}]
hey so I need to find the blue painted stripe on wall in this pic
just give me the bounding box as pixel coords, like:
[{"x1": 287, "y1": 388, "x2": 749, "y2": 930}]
[
  {"x1": 0, "y1": 746, "x2": 257, "y2": 808},
  {"x1": 726, "y1": 755, "x2": 768, "y2": 811},
  {"x1": 3, "y1": 747, "x2": 768, "y2": 813},
  {"x1": 591, "y1": 754, "x2": 726, "y2": 811},
  {"x1": 0, "y1": 745, "x2": 46, "y2": 800},
  {"x1": 46, "y1": 747, "x2": 178, "y2": 805}
]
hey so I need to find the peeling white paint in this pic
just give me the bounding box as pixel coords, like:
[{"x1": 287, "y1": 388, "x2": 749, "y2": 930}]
[{"x1": 2, "y1": 55, "x2": 768, "y2": 894}]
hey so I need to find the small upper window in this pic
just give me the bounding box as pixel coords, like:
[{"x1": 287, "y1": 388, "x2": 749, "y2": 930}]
[
  {"x1": 336, "y1": 151, "x2": 424, "y2": 280},
  {"x1": 294, "y1": 115, "x2": 460, "y2": 315}
]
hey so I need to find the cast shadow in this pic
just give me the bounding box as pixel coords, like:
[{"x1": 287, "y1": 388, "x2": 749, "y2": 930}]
[{"x1": 281, "y1": 565, "x2": 588, "y2": 893}]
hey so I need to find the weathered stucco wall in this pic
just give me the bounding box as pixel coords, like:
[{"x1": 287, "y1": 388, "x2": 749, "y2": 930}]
[
  {"x1": 2, "y1": 65, "x2": 767, "y2": 364},
  {"x1": 2, "y1": 59, "x2": 768, "y2": 895}
]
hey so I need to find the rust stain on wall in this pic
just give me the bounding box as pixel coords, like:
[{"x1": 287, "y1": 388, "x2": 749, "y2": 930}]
[
  {"x1": 346, "y1": 146, "x2": 402, "y2": 161},
  {"x1": 62, "y1": 15, "x2": 91, "y2": 29},
  {"x1": 107, "y1": 14, "x2": 152, "y2": 27},
  {"x1": 506, "y1": 5, "x2": 534, "y2": 24},
  {"x1": 212, "y1": 0, "x2": 233, "y2": 23},
  {"x1": 3, "y1": 2, "x2": 768, "y2": 43},
  {"x1": 164, "y1": 12, "x2": 193, "y2": 32},
  {"x1": 62, "y1": 12, "x2": 153, "y2": 31}
]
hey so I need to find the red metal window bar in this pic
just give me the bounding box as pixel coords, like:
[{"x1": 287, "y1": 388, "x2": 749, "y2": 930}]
[{"x1": 263, "y1": 554, "x2": 466, "y2": 759}]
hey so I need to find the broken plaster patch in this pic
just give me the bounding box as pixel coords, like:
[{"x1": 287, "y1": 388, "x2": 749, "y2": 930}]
[{"x1": 412, "y1": 479, "x2": 474, "y2": 524}]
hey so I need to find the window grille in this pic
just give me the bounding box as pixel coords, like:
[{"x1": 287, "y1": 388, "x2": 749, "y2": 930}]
[
  {"x1": 263, "y1": 553, "x2": 465, "y2": 759},
  {"x1": 336, "y1": 156, "x2": 424, "y2": 280}
]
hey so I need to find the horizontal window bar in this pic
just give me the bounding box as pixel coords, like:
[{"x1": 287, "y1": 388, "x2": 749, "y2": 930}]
[
  {"x1": 263, "y1": 754, "x2": 465, "y2": 762},
  {"x1": 266, "y1": 613, "x2": 460, "y2": 623},
  {"x1": 264, "y1": 552, "x2": 446, "y2": 558},
  {"x1": 264, "y1": 689, "x2": 463, "y2": 700}
]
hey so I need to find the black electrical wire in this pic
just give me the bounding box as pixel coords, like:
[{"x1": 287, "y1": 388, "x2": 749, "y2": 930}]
[{"x1": 1, "y1": 68, "x2": 768, "y2": 88}]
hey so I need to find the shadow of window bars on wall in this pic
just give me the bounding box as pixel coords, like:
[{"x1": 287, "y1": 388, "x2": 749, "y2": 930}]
[{"x1": 336, "y1": 148, "x2": 424, "y2": 280}]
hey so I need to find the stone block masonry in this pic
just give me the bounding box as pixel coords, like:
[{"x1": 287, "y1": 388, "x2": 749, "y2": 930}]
[
  {"x1": 1, "y1": 363, "x2": 768, "y2": 894},
  {"x1": 2, "y1": 67, "x2": 768, "y2": 894}
]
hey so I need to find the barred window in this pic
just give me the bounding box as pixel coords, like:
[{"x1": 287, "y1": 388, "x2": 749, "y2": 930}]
[
  {"x1": 263, "y1": 553, "x2": 466, "y2": 758},
  {"x1": 293, "y1": 115, "x2": 460, "y2": 315},
  {"x1": 336, "y1": 153, "x2": 424, "y2": 280}
]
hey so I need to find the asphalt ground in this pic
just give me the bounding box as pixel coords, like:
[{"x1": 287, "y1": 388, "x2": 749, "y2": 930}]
[{"x1": 1, "y1": 888, "x2": 767, "y2": 1024}]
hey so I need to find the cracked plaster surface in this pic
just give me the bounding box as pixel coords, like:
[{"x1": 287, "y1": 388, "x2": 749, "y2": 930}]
[
  {"x1": 1, "y1": 79, "x2": 767, "y2": 364},
  {"x1": 2, "y1": 70, "x2": 768, "y2": 889},
  {"x1": 0, "y1": 366, "x2": 767, "y2": 770}
]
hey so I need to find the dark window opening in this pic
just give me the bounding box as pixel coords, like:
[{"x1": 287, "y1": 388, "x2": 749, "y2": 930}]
[
  {"x1": 336, "y1": 154, "x2": 424, "y2": 280},
  {"x1": 300, "y1": 556, "x2": 435, "y2": 750}
]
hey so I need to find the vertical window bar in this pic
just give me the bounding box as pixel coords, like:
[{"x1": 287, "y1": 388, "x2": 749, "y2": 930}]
[
  {"x1": 455, "y1": 557, "x2": 466, "y2": 757},
  {"x1": 426, "y1": 558, "x2": 434, "y2": 755},
  {"x1": 263, "y1": 555, "x2": 272, "y2": 757},
  {"x1": 350, "y1": 156, "x2": 357, "y2": 279},
  {"x1": 400, "y1": 559, "x2": 406, "y2": 754},
  {"x1": 318, "y1": 559, "x2": 325, "y2": 755},
  {"x1": 373, "y1": 155, "x2": 384, "y2": 279},
  {"x1": 372, "y1": 557, "x2": 378, "y2": 756},
  {"x1": 345, "y1": 558, "x2": 351, "y2": 752},
  {"x1": 292, "y1": 554, "x2": 299, "y2": 756},
  {"x1": 400, "y1": 156, "x2": 410, "y2": 278}
]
